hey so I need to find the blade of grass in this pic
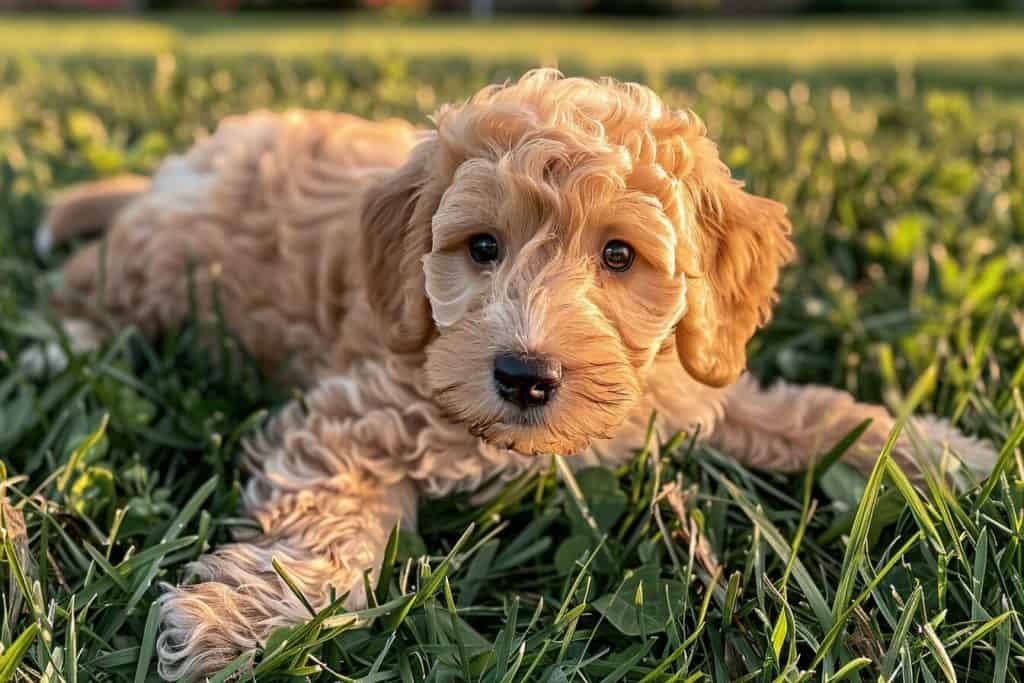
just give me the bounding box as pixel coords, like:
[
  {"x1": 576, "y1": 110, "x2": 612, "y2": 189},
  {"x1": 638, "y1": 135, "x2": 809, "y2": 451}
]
[
  {"x1": 947, "y1": 610, "x2": 1014, "y2": 658},
  {"x1": 883, "y1": 458, "x2": 943, "y2": 552},
  {"x1": 951, "y1": 298, "x2": 1005, "y2": 423},
  {"x1": 970, "y1": 529, "x2": 989, "y2": 622},
  {"x1": 829, "y1": 367, "x2": 937, "y2": 652},
  {"x1": 376, "y1": 521, "x2": 401, "y2": 607},
  {"x1": 922, "y1": 622, "x2": 956, "y2": 683},
  {"x1": 133, "y1": 600, "x2": 162, "y2": 683},
  {"x1": 812, "y1": 419, "x2": 873, "y2": 483},
  {"x1": 64, "y1": 595, "x2": 77, "y2": 683},
  {"x1": 0, "y1": 623, "x2": 39, "y2": 682},
  {"x1": 811, "y1": 531, "x2": 923, "y2": 673},
  {"x1": 993, "y1": 619, "x2": 1010, "y2": 683},
  {"x1": 826, "y1": 657, "x2": 870, "y2": 682},
  {"x1": 272, "y1": 557, "x2": 317, "y2": 618},
  {"x1": 977, "y1": 418, "x2": 1024, "y2": 507},
  {"x1": 881, "y1": 586, "x2": 923, "y2": 677},
  {"x1": 713, "y1": 474, "x2": 832, "y2": 631},
  {"x1": 207, "y1": 651, "x2": 256, "y2": 683},
  {"x1": 56, "y1": 413, "x2": 108, "y2": 493}
]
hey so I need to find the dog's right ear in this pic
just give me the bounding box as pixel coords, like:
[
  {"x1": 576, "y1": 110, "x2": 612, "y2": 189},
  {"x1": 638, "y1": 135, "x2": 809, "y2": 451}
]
[{"x1": 359, "y1": 137, "x2": 439, "y2": 354}]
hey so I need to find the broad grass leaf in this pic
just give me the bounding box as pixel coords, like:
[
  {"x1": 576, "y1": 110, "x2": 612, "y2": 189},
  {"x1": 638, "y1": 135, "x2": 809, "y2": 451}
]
[
  {"x1": 817, "y1": 462, "x2": 866, "y2": 511},
  {"x1": 592, "y1": 566, "x2": 685, "y2": 636},
  {"x1": 555, "y1": 534, "x2": 592, "y2": 576},
  {"x1": 396, "y1": 529, "x2": 428, "y2": 562},
  {"x1": 0, "y1": 623, "x2": 38, "y2": 682},
  {"x1": 570, "y1": 467, "x2": 627, "y2": 533}
]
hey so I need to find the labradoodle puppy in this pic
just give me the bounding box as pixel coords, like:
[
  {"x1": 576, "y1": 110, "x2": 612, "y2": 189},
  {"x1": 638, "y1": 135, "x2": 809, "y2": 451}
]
[{"x1": 34, "y1": 69, "x2": 994, "y2": 679}]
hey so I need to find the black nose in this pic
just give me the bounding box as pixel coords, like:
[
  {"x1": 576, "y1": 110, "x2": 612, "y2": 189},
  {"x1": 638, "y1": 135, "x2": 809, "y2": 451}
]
[{"x1": 493, "y1": 353, "x2": 562, "y2": 409}]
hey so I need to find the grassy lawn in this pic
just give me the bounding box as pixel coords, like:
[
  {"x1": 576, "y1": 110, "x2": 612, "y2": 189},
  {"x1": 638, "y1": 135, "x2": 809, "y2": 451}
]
[{"x1": 1, "y1": 17, "x2": 1024, "y2": 683}]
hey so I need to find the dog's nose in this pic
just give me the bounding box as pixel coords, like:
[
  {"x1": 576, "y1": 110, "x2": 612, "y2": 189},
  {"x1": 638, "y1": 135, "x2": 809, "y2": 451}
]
[{"x1": 493, "y1": 353, "x2": 562, "y2": 409}]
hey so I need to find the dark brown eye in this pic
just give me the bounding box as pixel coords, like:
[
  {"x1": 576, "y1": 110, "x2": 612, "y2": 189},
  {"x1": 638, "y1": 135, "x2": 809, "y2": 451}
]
[
  {"x1": 468, "y1": 233, "x2": 499, "y2": 264},
  {"x1": 602, "y1": 240, "x2": 635, "y2": 272}
]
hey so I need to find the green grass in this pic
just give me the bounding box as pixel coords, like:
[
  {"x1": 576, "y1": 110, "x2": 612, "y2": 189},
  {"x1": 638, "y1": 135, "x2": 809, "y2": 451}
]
[{"x1": 1, "y1": 27, "x2": 1024, "y2": 683}]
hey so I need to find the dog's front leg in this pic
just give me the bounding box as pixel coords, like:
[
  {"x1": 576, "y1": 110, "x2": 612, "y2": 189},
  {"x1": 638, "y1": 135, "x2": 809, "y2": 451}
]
[
  {"x1": 708, "y1": 375, "x2": 995, "y2": 481},
  {"x1": 156, "y1": 473, "x2": 417, "y2": 681}
]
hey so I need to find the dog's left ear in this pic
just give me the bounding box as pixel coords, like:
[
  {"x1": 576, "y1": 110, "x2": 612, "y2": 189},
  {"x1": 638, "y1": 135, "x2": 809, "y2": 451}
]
[
  {"x1": 674, "y1": 137, "x2": 795, "y2": 388},
  {"x1": 359, "y1": 137, "x2": 440, "y2": 354}
]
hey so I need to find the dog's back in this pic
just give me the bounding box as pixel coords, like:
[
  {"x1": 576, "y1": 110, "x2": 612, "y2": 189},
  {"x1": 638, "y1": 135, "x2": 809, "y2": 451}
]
[{"x1": 40, "y1": 110, "x2": 422, "y2": 381}]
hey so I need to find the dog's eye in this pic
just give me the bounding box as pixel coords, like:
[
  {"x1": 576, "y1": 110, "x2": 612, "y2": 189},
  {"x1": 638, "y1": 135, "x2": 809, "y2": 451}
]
[
  {"x1": 468, "y1": 233, "x2": 500, "y2": 264},
  {"x1": 602, "y1": 240, "x2": 635, "y2": 272}
]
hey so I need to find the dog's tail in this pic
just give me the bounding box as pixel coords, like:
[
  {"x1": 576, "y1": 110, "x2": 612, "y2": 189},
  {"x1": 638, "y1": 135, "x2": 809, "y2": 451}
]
[{"x1": 35, "y1": 174, "x2": 150, "y2": 257}]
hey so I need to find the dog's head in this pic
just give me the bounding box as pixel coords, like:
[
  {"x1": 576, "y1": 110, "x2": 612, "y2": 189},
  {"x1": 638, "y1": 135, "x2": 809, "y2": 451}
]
[{"x1": 359, "y1": 69, "x2": 793, "y2": 455}]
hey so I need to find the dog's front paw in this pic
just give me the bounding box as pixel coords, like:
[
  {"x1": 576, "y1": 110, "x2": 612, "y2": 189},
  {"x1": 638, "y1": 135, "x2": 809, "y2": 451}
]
[
  {"x1": 157, "y1": 582, "x2": 262, "y2": 681},
  {"x1": 155, "y1": 554, "x2": 342, "y2": 682}
]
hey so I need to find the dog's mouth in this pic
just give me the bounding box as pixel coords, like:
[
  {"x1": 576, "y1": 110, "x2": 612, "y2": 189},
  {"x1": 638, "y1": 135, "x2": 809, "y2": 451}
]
[
  {"x1": 426, "y1": 338, "x2": 640, "y2": 457},
  {"x1": 470, "y1": 398, "x2": 629, "y2": 457},
  {"x1": 452, "y1": 406, "x2": 563, "y2": 453},
  {"x1": 431, "y1": 368, "x2": 638, "y2": 456},
  {"x1": 475, "y1": 422, "x2": 592, "y2": 457},
  {"x1": 432, "y1": 397, "x2": 585, "y2": 456}
]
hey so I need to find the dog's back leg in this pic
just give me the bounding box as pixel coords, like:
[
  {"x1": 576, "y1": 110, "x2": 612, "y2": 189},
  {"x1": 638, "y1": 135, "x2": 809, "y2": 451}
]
[
  {"x1": 709, "y1": 375, "x2": 996, "y2": 487},
  {"x1": 21, "y1": 177, "x2": 150, "y2": 377},
  {"x1": 35, "y1": 175, "x2": 150, "y2": 257},
  {"x1": 26, "y1": 175, "x2": 248, "y2": 381},
  {"x1": 33, "y1": 149, "x2": 334, "y2": 381}
]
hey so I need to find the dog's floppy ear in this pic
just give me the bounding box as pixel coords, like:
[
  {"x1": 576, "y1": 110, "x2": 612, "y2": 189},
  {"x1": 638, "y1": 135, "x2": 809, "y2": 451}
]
[
  {"x1": 674, "y1": 137, "x2": 794, "y2": 388},
  {"x1": 359, "y1": 137, "x2": 439, "y2": 354}
]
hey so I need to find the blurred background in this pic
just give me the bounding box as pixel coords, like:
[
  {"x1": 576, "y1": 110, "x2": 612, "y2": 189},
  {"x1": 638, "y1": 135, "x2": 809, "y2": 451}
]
[
  {"x1": 1, "y1": 0, "x2": 1023, "y2": 99},
  {"x1": 2, "y1": 0, "x2": 1024, "y2": 12}
]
